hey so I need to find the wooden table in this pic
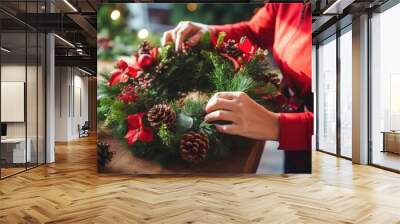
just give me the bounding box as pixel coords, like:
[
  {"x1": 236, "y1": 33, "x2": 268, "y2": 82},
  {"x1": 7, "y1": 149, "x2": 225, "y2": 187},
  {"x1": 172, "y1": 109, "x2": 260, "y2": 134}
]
[
  {"x1": 99, "y1": 130, "x2": 265, "y2": 174},
  {"x1": 381, "y1": 131, "x2": 400, "y2": 154}
]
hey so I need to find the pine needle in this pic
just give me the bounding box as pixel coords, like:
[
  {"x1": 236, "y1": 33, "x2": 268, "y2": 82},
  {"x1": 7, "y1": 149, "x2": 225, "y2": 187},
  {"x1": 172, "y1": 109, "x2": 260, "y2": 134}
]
[{"x1": 182, "y1": 100, "x2": 205, "y2": 118}]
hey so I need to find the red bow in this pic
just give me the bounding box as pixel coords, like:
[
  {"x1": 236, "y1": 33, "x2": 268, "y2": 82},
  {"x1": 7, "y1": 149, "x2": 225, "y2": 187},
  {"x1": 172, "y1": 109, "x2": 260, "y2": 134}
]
[
  {"x1": 125, "y1": 113, "x2": 153, "y2": 145},
  {"x1": 108, "y1": 59, "x2": 139, "y2": 86},
  {"x1": 238, "y1": 37, "x2": 257, "y2": 62}
]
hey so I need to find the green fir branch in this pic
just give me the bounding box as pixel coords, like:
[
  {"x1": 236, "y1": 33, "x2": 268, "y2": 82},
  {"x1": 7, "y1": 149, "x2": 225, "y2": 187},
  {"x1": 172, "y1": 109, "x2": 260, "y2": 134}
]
[{"x1": 182, "y1": 100, "x2": 205, "y2": 118}]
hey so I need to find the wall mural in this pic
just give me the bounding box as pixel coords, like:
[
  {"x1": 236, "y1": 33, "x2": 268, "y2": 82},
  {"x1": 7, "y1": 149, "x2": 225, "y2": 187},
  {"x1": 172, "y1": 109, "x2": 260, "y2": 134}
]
[{"x1": 97, "y1": 3, "x2": 313, "y2": 174}]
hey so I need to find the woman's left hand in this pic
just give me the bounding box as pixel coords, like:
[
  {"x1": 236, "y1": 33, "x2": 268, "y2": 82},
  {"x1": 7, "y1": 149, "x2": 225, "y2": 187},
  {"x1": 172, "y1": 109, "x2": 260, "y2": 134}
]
[{"x1": 205, "y1": 92, "x2": 280, "y2": 141}]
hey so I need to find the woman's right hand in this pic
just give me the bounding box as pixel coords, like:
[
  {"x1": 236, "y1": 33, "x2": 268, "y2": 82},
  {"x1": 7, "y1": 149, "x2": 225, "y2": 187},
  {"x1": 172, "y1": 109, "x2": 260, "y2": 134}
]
[{"x1": 161, "y1": 21, "x2": 212, "y2": 52}]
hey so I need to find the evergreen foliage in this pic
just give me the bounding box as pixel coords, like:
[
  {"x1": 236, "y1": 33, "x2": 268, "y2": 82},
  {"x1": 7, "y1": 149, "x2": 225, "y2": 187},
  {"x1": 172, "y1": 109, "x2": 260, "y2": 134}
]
[{"x1": 98, "y1": 32, "x2": 284, "y2": 166}]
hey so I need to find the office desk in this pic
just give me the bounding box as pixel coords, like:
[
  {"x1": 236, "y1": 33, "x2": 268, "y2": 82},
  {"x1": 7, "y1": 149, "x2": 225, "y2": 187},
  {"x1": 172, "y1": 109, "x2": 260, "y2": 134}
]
[{"x1": 1, "y1": 138, "x2": 31, "y2": 163}]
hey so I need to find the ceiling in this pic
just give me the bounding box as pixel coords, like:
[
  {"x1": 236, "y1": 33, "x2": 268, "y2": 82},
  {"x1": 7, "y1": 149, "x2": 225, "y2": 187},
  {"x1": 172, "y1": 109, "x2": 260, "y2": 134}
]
[
  {"x1": 1, "y1": 0, "x2": 396, "y2": 73},
  {"x1": 312, "y1": 0, "x2": 391, "y2": 43},
  {"x1": 0, "y1": 0, "x2": 97, "y2": 74}
]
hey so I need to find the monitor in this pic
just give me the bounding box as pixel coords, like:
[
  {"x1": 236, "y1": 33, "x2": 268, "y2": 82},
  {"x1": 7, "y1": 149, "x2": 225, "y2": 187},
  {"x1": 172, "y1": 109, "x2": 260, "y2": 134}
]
[{"x1": 1, "y1": 123, "x2": 7, "y2": 137}]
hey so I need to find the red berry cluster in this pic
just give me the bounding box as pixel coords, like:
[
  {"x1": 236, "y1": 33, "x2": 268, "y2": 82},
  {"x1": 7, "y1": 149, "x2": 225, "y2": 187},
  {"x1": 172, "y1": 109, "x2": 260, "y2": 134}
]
[{"x1": 117, "y1": 84, "x2": 138, "y2": 104}]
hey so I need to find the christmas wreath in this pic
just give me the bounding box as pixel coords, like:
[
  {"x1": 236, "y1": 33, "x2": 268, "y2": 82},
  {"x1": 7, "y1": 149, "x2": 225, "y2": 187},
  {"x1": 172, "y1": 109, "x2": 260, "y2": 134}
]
[{"x1": 98, "y1": 32, "x2": 289, "y2": 166}]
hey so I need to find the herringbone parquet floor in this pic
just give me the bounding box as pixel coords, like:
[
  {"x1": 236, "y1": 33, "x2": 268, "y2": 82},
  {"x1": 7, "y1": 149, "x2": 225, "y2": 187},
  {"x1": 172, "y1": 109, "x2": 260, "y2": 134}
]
[{"x1": 1, "y1": 135, "x2": 400, "y2": 224}]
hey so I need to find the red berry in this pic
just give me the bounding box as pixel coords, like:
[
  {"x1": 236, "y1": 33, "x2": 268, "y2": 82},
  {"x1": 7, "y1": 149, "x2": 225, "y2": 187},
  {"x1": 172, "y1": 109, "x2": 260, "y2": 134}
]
[{"x1": 137, "y1": 54, "x2": 154, "y2": 70}]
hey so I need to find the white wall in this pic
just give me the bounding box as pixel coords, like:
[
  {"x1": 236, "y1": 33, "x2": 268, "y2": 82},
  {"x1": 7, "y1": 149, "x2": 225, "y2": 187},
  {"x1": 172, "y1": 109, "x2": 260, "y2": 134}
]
[
  {"x1": 55, "y1": 67, "x2": 69, "y2": 141},
  {"x1": 1, "y1": 66, "x2": 26, "y2": 140},
  {"x1": 1, "y1": 65, "x2": 39, "y2": 137},
  {"x1": 54, "y1": 67, "x2": 89, "y2": 141}
]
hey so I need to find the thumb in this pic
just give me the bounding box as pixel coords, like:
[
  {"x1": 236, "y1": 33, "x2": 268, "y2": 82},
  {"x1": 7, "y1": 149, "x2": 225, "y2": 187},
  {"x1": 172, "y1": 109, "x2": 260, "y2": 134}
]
[{"x1": 187, "y1": 31, "x2": 203, "y2": 46}]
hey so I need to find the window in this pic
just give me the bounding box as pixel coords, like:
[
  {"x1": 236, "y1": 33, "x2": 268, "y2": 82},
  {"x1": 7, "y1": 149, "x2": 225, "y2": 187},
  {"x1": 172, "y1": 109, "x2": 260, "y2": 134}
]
[
  {"x1": 370, "y1": 3, "x2": 400, "y2": 171},
  {"x1": 339, "y1": 27, "x2": 352, "y2": 158},
  {"x1": 317, "y1": 36, "x2": 337, "y2": 154}
]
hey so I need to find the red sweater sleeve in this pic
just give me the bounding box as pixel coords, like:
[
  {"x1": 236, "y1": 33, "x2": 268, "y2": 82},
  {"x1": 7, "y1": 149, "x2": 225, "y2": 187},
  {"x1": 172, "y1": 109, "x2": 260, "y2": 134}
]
[
  {"x1": 278, "y1": 112, "x2": 313, "y2": 151},
  {"x1": 211, "y1": 4, "x2": 313, "y2": 151},
  {"x1": 210, "y1": 4, "x2": 277, "y2": 50}
]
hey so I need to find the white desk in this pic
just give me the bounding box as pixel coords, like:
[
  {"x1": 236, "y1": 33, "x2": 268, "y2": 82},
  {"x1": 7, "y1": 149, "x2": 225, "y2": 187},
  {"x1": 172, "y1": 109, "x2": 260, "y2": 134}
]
[{"x1": 1, "y1": 138, "x2": 31, "y2": 163}]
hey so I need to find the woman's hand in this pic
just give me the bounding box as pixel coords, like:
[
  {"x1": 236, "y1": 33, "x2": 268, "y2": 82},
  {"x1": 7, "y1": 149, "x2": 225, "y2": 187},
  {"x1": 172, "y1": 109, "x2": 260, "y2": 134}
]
[
  {"x1": 205, "y1": 92, "x2": 280, "y2": 141},
  {"x1": 162, "y1": 21, "x2": 213, "y2": 51}
]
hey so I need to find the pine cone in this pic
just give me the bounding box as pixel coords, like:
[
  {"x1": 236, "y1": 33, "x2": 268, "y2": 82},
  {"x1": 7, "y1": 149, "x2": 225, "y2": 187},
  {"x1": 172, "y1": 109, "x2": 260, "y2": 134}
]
[
  {"x1": 97, "y1": 141, "x2": 114, "y2": 172},
  {"x1": 138, "y1": 41, "x2": 151, "y2": 55},
  {"x1": 147, "y1": 103, "x2": 176, "y2": 129},
  {"x1": 180, "y1": 131, "x2": 209, "y2": 164},
  {"x1": 223, "y1": 39, "x2": 241, "y2": 58}
]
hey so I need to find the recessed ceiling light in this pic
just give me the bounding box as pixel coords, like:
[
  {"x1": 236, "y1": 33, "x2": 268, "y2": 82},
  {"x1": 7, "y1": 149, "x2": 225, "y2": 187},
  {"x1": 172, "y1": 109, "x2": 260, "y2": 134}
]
[
  {"x1": 1, "y1": 47, "x2": 11, "y2": 53},
  {"x1": 322, "y1": 0, "x2": 354, "y2": 15},
  {"x1": 63, "y1": 0, "x2": 78, "y2": 12},
  {"x1": 54, "y1": 34, "x2": 75, "y2": 48},
  {"x1": 78, "y1": 67, "x2": 93, "y2": 76}
]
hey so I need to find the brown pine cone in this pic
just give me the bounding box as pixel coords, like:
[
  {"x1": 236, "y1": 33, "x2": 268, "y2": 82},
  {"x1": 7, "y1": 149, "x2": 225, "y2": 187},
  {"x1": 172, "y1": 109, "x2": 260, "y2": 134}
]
[
  {"x1": 138, "y1": 41, "x2": 151, "y2": 55},
  {"x1": 223, "y1": 39, "x2": 242, "y2": 58},
  {"x1": 147, "y1": 103, "x2": 176, "y2": 129},
  {"x1": 180, "y1": 131, "x2": 209, "y2": 164}
]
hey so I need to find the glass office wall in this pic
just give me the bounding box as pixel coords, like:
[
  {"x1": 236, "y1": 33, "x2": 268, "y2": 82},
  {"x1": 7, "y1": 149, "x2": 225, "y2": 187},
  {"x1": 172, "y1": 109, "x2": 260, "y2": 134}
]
[
  {"x1": 370, "y1": 3, "x2": 400, "y2": 171},
  {"x1": 317, "y1": 35, "x2": 337, "y2": 154},
  {"x1": 339, "y1": 27, "x2": 352, "y2": 158},
  {"x1": 0, "y1": 1, "x2": 46, "y2": 179},
  {"x1": 0, "y1": 21, "x2": 28, "y2": 177}
]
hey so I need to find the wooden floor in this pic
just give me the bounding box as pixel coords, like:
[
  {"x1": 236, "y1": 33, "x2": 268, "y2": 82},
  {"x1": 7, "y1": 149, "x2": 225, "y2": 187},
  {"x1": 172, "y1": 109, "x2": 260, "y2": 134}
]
[
  {"x1": 1, "y1": 135, "x2": 400, "y2": 223},
  {"x1": 372, "y1": 150, "x2": 400, "y2": 171}
]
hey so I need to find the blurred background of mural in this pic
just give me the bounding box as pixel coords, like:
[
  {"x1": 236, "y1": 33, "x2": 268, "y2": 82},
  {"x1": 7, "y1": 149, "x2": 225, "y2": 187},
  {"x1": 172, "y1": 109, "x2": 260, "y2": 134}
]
[
  {"x1": 97, "y1": 3, "x2": 262, "y2": 61},
  {"x1": 97, "y1": 3, "x2": 285, "y2": 174}
]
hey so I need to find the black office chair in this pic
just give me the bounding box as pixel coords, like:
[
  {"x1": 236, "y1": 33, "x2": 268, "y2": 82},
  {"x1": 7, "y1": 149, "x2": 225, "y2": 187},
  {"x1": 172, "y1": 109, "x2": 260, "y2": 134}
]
[{"x1": 78, "y1": 121, "x2": 90, "y2": 138}]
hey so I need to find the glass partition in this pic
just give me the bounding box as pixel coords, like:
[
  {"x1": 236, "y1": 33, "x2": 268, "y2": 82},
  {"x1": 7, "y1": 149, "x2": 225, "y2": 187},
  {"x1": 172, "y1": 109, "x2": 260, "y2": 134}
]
[
  {"x1": 0, "y1": 16, "x2": 28, "y2": 178},
  {"x1": 0, "y1": 1, "x2": 46, "y2": 179},
  {"x1": 317, "y1": 35, "x2": 337, "y2": 154},
  {"x1": 370, "y1": 3, "x2": 400, "y2": 171},
  {"x1": 339, "y1": 27, "x2": 352, "y2": 158}
]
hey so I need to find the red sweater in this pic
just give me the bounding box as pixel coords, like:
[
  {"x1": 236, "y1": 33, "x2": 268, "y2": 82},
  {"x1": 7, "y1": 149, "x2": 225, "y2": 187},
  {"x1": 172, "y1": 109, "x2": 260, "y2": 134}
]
[{"x1": 211, "y1": 3, "x2": 313, "y2": 151}]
